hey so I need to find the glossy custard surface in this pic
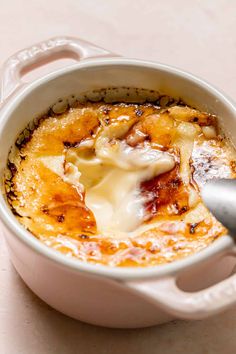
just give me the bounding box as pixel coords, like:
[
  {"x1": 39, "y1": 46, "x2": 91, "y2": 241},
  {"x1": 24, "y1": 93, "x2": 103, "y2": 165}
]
[{"x1": 5, "y1": 98, "x2": 236, "y2": 266}]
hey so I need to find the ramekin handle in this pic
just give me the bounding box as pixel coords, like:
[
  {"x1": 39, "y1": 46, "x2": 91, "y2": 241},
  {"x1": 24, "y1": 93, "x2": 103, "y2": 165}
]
[
  {"x1": 126, "y1": 246, "x2": 236, "y2": 320},
  {"x1": 0, "y1": 36, "x2": 115, "y2": 102}
]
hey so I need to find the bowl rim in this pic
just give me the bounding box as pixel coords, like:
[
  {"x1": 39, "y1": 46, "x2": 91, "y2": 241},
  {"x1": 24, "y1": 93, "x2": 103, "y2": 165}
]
[{"x1": 0, "y1": 57, "x2": 235, "y2": 280}]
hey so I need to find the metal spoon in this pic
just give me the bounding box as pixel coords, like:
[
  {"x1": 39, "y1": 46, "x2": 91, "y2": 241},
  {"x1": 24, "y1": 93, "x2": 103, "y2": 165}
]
[{"x1": 201, "y1": 179, "x2": 236, "y2": 236}]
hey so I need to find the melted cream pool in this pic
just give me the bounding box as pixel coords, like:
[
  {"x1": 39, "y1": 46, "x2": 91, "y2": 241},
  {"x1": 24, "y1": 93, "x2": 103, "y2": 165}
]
[{"x1": 41, "y1": 121, "x2": 175, "y2": 235}]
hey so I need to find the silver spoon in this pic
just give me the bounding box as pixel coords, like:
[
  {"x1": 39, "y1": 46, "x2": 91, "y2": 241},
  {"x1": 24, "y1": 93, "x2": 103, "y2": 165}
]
[{"x1": 201, "y1": 179, "x2": 236, "y2": 236}]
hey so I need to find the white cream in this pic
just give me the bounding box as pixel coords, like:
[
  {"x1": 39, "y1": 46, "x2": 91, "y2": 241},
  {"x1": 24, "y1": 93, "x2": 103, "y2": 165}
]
[
  {"x1": 39, "y1": 122, "x2": 175, "y2": 234},
  {"x1": 174, "y1": 122, "x2": 200, "y2": 207},
  {"x1": 68, "y1": 135, "x2": 175, "y2": 233},
  {"x1": 202, "y1": 126, "x2": 217, "y2": 139}
]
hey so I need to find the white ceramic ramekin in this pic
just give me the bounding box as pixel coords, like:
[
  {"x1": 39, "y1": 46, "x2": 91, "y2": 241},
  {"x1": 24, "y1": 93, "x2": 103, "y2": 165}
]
[{"x1": 1, "y1": 37, "x2": 236, "y2": 328}]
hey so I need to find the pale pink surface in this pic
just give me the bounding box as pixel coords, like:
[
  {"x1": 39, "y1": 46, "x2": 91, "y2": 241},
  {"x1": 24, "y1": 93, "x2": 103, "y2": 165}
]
[{"x1": 0, "y1": 1, "x2": 236, "y2": 353}]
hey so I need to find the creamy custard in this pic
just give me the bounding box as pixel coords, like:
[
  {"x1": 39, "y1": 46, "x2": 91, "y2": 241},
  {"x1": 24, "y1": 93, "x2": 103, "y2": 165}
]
[
  {"x1": 5, "y1": 92, "x2": 236, "y2": 267},
  {"x1": 69, "y1": 135, "x2": 175, "y2": 234}
]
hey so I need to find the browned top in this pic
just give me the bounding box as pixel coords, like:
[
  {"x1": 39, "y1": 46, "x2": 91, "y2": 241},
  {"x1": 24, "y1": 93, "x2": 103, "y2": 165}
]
[{"x1": 5, "y1": 101, "x2": 236, "y2": 267}]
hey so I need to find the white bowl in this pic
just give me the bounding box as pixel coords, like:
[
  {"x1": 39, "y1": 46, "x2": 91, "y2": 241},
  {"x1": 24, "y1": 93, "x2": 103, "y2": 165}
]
[{"x1": 0, "y1": 37, "x2": 236, "y2": 328}]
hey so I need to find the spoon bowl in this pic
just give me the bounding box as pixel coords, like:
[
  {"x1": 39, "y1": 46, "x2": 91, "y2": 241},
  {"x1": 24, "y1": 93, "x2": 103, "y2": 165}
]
[{"x1": 201, "y1": 178, "x2": 236, "y2": 236}]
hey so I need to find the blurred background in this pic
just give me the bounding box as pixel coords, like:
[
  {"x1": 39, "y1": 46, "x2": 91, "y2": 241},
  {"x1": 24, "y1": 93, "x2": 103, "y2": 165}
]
[
  {"x1": 1, "y1": 0, "x2": 235, "y2": 97},
  {"x1": 0, "y1": 1, "x2": 235, "y2": 353}
]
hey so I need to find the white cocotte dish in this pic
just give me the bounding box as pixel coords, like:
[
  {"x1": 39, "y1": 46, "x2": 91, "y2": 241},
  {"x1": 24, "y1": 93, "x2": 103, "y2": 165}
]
[{"x1": 1, "y1": 37, "x2": 236, "y2": 328}]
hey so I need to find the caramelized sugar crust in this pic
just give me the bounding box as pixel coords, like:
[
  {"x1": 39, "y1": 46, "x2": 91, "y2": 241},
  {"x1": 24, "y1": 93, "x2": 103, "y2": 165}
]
[{"x1": 5, "y1": 101, "x2": 236, "y2": 267}]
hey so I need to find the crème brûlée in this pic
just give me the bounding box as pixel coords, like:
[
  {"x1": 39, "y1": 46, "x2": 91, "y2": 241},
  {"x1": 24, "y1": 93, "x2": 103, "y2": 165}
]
[{"x1": 5, "y1": 93, "x2": 236, "y2": 267}]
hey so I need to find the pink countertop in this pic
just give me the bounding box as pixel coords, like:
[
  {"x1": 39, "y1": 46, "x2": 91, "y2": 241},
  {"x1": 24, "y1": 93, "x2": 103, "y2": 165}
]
[{"x1": 0, "y1": 1, "x2": 236, "y2": 353}]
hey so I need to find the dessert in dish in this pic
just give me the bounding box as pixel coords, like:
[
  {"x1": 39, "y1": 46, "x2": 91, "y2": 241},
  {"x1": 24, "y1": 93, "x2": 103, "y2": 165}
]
[{"x1": 5, "y1": 88, "x2": 236, "y2": 267}]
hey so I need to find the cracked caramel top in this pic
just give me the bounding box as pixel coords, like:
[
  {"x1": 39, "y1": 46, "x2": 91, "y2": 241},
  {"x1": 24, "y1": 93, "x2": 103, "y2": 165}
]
[{"x1": 5, "y1": 99, "x2": 236, "y2": 267}]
